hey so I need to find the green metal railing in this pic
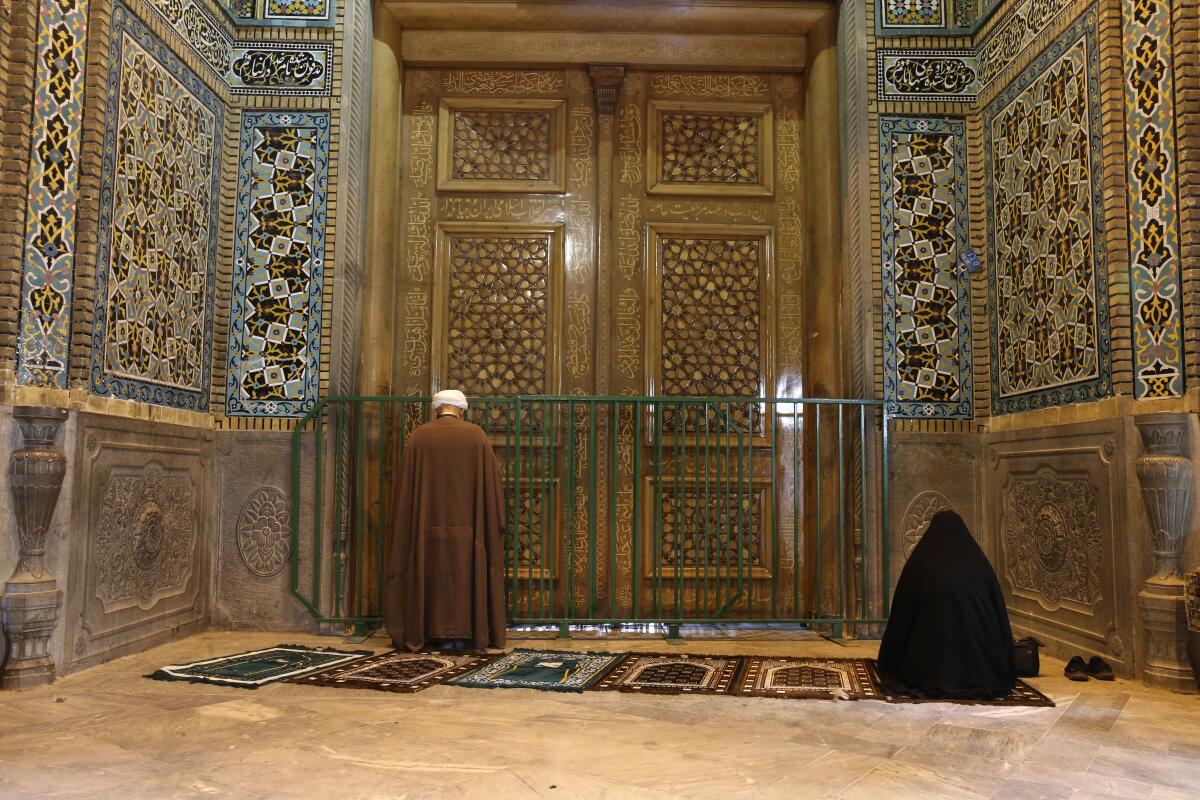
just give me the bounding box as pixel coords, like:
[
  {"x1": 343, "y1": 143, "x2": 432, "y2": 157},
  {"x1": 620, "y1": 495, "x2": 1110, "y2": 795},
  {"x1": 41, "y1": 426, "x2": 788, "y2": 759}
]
[{"x1": 290, "y1": 396, "x2": 892, "y2": 637}]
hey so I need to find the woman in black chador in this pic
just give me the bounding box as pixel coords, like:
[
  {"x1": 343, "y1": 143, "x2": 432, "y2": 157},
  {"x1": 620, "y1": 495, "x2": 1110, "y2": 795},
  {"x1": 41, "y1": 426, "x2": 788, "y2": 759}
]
[{"x1": 877, "y1": 510, "x2": 1016, "y2": 699}]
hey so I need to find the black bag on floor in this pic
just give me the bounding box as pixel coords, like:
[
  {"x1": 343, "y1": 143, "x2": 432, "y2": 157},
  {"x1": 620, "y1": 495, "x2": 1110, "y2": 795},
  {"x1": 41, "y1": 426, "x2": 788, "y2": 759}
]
[{"x1": 1013, "y1": 637, "x2": 1041, "y2": 677}]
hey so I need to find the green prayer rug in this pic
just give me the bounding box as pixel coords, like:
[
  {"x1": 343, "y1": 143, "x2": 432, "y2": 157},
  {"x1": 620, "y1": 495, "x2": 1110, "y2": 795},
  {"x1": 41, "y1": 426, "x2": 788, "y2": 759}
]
[
  {"x1": 449, "y1": 648, "x2": 623, "y2": 692},
  {"x1": 147, "y1": 644, "x2": 373, "y2": 689}
]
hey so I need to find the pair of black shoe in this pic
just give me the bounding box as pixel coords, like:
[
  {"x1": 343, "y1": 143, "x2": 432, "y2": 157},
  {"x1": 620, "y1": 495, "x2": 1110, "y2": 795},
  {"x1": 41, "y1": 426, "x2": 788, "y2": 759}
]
[{"x1": 1065, "y1": 655, "x2": 1114, "y2": 681}]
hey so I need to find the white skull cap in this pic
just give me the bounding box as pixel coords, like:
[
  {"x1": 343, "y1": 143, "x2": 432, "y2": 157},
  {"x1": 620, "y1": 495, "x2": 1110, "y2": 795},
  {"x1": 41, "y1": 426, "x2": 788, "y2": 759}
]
[{"x1": 431, "y1": 389, "x2": 468, "y2": 410}]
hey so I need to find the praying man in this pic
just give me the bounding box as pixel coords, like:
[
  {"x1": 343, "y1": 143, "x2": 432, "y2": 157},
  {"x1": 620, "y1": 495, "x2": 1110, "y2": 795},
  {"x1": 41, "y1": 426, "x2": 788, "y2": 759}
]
[{"x1": 384, "y1": 389, "x2": 507, "y2": 652}]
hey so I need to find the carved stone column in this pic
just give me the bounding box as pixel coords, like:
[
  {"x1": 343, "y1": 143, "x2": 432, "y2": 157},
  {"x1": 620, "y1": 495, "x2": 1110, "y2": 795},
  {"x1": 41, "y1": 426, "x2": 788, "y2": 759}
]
[
  {"x1": 1, "y1": 406, "x2": 68, "y2": 690},
  {"x1": 1135, "y1": 414, "x2": 1196, "y2": 691}
]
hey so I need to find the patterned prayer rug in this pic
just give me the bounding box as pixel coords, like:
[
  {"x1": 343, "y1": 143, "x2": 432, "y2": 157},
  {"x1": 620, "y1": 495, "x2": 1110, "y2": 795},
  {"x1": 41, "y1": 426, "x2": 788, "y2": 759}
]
[
  {"x1": 737, "y1": 657, "x2": 883, "y2": 700},
  {"x1": 449, "y1": 649, "x2": 623, "y2": 692},
  {"x1": 289, "y1": 650, "x2": 487, "y2": 693},
  {"x1": 147, "y1": 645, "x2": 373, "y2": 689},
  {"x1": 594, "y1": 653, "x2": 743, "y2": 695},
  {"x1": 879, "y1": 675, "x2": 1055, "y2": 707}
]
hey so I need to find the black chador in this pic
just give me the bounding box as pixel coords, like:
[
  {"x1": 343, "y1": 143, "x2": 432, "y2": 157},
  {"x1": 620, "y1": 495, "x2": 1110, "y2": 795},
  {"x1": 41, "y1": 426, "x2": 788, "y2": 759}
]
[{"x1": 877, "y1": 510, "x2": 1017, "y2": 699}]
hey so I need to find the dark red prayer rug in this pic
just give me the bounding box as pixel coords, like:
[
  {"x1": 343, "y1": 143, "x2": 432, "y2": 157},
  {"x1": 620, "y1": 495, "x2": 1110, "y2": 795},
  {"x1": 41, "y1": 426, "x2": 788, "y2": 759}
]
[
  {"x1": 737, "y1": 657, "x2": 883, "y2": 700},
  {"x1": 594, "y1": 653, "x2": 743, "y2": 695},
  {"x1": 289, "y1": 650, "x2": 488, "y2": 693}
]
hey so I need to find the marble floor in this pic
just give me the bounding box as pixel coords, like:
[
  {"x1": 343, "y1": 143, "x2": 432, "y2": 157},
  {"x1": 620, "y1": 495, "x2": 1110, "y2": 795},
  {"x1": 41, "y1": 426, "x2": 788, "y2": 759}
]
[{"x1": 2, "y1": 629, "x2": 1199, "y2": 800}]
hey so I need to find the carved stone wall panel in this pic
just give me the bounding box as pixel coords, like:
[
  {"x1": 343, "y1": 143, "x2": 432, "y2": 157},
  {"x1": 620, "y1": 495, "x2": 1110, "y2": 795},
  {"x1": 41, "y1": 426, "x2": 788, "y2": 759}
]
[
  {"x1": 646, "y1": 101, "x2": 774, "y2": 197},
  {"x1": 986, "y1": 420, "x2": 1134, "y2": 676},
  {"x1": 213, "y1": 432, "x2": 316, "y2": 631},
  {"x1": 63, "y1": 415, "x2": 212, "y2": 673},
  {"x1": 437, "y1": 97, "x2": 566, "y2": 193},
  {"x1": 887, "y1": 432, "x2": 981, "y2": 588}
]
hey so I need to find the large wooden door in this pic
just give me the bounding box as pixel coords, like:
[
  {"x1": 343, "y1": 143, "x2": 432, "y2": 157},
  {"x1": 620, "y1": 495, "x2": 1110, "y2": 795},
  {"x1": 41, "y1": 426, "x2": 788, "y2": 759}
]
[{"x1": 392, "y1": 66, "x2": 812, "y2": 619}]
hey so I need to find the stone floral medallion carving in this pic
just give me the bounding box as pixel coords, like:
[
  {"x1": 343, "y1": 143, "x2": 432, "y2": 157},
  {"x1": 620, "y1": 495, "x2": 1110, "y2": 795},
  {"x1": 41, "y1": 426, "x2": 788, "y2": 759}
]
[
  {"x1": 95, "y1": 464, "x2": 195, "y2": 609},
  {"x1": 1003, "y1": 473, "x2": 1102, "y2": 609},
  {"x1": 237, "y1": 487, "x2": 291, "y2": 577},
  {"x1": 901, "y1": 491, "x2": 952, "y2": 556}
]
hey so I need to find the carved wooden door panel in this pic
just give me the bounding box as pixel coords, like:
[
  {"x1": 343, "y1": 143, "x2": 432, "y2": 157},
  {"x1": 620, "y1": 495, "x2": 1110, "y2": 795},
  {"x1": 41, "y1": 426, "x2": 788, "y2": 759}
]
[{"x1": 393, "y1": 67, "x2": 809, "y2": 620}]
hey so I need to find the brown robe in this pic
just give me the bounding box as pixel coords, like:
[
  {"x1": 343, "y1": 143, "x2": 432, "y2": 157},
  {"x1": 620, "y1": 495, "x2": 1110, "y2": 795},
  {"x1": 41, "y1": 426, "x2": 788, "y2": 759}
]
[{"x1": 384, "y1": 414, "x2": 507, "y2": 652}]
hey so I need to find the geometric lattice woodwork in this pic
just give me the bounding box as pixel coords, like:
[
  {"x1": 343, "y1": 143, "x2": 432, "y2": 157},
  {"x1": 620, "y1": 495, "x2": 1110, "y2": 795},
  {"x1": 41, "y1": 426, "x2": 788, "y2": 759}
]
[
  {"x1": 649, "y1": 225, "x2": 771, "y2": 435},
  {"x1": 646, "y1": 479, "x2": 771, "y2": 577},
  {"x1": 437, "y1": 98, "x2": 565, "y2": 193},
  {"x1": 433, "y1": 223, "x2": 563, "y2": 404},
  {"x1": 647, "y1": 101, "x2": 773, "y2": 197}
]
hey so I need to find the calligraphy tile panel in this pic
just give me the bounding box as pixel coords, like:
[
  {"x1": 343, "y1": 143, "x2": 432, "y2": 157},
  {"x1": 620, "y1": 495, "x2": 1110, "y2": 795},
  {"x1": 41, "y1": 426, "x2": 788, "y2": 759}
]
[
  {"x1": 437, "y1": 98, "x2": 566, "y2": 193},
  {"x1": 879, "y1": 116, "x2": 972, "y2": 419},
  {"x1": 16, "y1": 0, "x2": 89, "y2": 389},
  {"x1": 226, "y1": 111, "x2": 330, "y2": 417},
  {"x1": 984, "y1": 11, "x2": 1112, "y2": 414},
  {"x1": 647, "y1": 101, "x2": 774, "y2": 197},
  {"x1": 91, "y1": 3, "x2": 223, "y2": 411}
]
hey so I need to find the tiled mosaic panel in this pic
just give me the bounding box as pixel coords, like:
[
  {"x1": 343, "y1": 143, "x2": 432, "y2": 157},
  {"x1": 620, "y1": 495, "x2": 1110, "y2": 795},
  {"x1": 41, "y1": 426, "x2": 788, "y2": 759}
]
[
  {"x1": 451, "y1": 110, "x2": 554, "y2": 182},
  {"x1": 658, "y1": 236, "x2": 762, "y2": 433},
  {"x1": 226, "y1": 111, "x2": 330, "y2": 417},
  {"x1": 267, "y1": 0, "x2": 329, "y2": 19},
  {"x1": 223, "y1": 0, "x2": 334, "y2": 25},
  {"x1": 660, "y1": 113, "x2": 760, "y2": 185},
  {"x1": 879, "y1": 116, "x2": 972, "y2": 419},
  {"x1": 882, "y1": 0, "x2": 947, "y2": 28},
  {"x1": 91, "y1": 2, "x2": 222, "y2": 410},
  {"x1": 984, "y1": 11, "x2": 1110, "y2": 414},
  {"x1": 16, "y1": 0, "x2": 89, "y2": 388},
  {"x1": 658, "y1": 486, "x2": 765, "y2": 571},
  {"x1": 1122, "y1": 0, "x2": 1184, "y2": 398},
  {"x1": 446, "y1": 235, "x2": 550, "y2": 397}
]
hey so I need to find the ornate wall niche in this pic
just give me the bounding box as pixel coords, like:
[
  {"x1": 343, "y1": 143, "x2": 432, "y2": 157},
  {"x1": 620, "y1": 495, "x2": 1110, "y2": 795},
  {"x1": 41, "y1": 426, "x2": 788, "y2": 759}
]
[
  {"x1": 436, "y1": 97, "x2": 567, "y2": 193},
  {"x1": 646, "y1": 101, "x2": 774, "y2": 197},
  {"x1": 64, "y1": 415, "x2": 212, "y2": 673},
  {"x1": 430, "y1": 222, "x2": 565, "y2": 404},
  {"x1": 642, "y1": 475, "x2": 773, "y2": 580},
  {"x1": 987, "y1": 420, "x2": 1133, "y2": 675},
  {"x1": 645, "y1": 224, "x2": 775, "y2": 440}
]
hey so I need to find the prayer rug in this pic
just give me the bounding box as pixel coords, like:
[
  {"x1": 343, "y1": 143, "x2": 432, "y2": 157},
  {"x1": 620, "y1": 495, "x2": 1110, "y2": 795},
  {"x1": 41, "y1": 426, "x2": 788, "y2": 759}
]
[
  {"x1": 289, "y1": 650, "x2": 487, "y2": 693},
  {"x1": 594, "y1": 653, "x2": 743, "y2": 695},
  {"x1": 147, "y1": 644, "x2": 373, "y2": 689},
  {"x1": 879, "y1": 675, "x2": 1055, "y2": 707},
  {"x1": 449, "y1": 648, "x2": 623, "y2": 692},
  {"x1": 737, "y1": 657, "x2": 883, "y2": 700}
]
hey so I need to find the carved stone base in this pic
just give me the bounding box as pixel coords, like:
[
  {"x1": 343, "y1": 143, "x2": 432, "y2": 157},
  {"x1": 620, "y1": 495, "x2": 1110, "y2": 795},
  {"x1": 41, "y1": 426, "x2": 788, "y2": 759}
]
[
  {"x1": 1138, "y1": 578, "x2": 1197, "y2": 692},
  {"x1": 1, "y1": 578, "x2": 63, "y2": 690}
]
